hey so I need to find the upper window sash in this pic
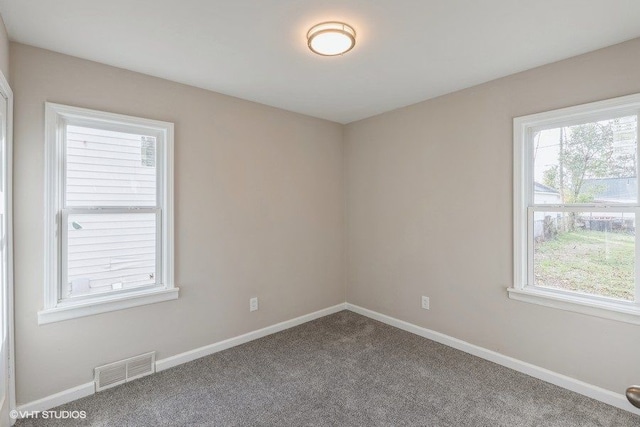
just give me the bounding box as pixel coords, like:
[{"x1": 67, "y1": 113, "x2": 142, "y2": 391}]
[
  {"x1": 520, "y1": 106, "x2": 640, "y2": 209},
  {"x1": 61, "y1": 120, "x2": 164, "y2": 210}
]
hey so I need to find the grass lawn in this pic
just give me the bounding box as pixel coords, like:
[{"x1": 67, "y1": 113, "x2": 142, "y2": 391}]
[{"x1": 534, "y1": 230, "x2": 635, "y2": 301}]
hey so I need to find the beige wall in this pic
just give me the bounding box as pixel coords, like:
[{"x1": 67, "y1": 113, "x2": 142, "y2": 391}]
[
  {"x1": 345, "y1": 38, "x2": 640, "y2": 395},
  {"x1": 0, "y1": 16, "x2": 8, "y2": 81},
  {"x1": 11, "y1": 43, "x2": 345, "y2": 404},
  {"x1": 11, "y1": 32, "x2": 640, "y2": 405}
]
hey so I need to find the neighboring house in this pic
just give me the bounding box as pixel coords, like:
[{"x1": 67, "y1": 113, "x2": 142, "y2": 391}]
[
  {"x1": 579, "y1": 177, "x2": 637, "y2": 232},
  {"x1": 533, "y1": 182, "x2": 561, "y2": 239},
  {"x1": 66, "y1": 125, "x2": 157, "y2": 297},
  {"x1": 534, "y1": 182, "x2": 562, "y2": 204},
  {"x1": 582, "y1": 177, "x2": 637, "y2": 204}
]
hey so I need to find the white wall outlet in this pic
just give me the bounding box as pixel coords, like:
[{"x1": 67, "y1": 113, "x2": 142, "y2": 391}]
[
  {"x1": 421, "y1": 296, "x2": 430, "y2": 310},
  {"x1": 249, "y1": 297, "x2": 259, "y2": 312}
]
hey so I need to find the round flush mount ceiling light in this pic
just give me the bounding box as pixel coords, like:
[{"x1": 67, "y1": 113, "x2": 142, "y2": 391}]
[{"x1": 307, "y1": 22, "x2": 356, "y2": 56}]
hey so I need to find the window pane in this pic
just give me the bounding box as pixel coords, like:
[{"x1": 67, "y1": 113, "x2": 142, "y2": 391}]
[
  {"x1": 66, "y1": 212, "x2": 157, "y2": 298},
  {"x1": 65, "y1": 125, "x2": 157, "y2": 207},
  {"x1": 533, "y1": 210, "x2": 635, "y2": 301},
  {"x1": 533, "y1": 116, "x2": 637, "y2": 204}
]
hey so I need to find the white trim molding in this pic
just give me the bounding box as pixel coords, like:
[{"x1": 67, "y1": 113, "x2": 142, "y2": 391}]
[
  {"x1": 18, "y1": 303, "x2": 347, "y2": 415},
  {"x1": 512, "y1": 92, "x2": 640, "y2": 324},
  {"x1": 38, "y1": 287, "x2": 179, "y2": 325},
  {"x1": 508, "y1": 287, "x2": 640, "y2": 325},
  {"x1": 0, "y1": 69, "x2": 15, "y2": 426},
  {"x1": 16, "y1": 302, "x2": 640, "y2": 417},
  {"x1": 346, "y1": 303, "x2": 640, "y2": 416},
  {"x1": 42, "y1": 103, "x2": 177, "y2": 324},
  {"x1": 16, "y1": 383, "x2": 95, "y2": 416},
  {"x1": 156, "y1": 303, "x2": 347, "y2": 371}
]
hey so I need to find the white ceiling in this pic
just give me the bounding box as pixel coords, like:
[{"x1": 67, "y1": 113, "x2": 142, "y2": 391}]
[{"x1": 1, "y1": 1, "x2": 640, "y2": 123}]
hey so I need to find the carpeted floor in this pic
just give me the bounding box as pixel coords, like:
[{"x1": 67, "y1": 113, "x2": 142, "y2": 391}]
[{"x1": 16, "y1": 310, "x2": 640, "y2": 426}]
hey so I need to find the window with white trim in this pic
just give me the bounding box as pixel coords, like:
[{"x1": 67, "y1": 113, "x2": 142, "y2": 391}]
[
  {"x1": 39, "y1": 103, "x2": 178, "y2": 324},
  {"x1": 511, "y1": 94, "x2": 640, "y2": 324}
]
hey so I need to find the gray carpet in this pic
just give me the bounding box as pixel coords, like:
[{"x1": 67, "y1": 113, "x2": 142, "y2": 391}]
[{"x1": 16, "y1": 311, "x2": 640, "y2": 426}]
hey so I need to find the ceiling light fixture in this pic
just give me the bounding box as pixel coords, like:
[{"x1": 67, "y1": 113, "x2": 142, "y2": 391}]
[{"x1": 307, "y1": 22, "x2": 356, "y2": 56}]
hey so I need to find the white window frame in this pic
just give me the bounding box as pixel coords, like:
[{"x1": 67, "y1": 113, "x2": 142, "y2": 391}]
[
  {"x1": 510, "y1": 93, "x2": 640, "y2": 325},
  {"x1": 38, "y1": 103, "x2": 178, "y2": 324}
]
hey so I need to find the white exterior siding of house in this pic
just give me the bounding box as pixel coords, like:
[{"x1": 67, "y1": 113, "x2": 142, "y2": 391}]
[{"x1": 64, "y1": 125, "x2": 157, "y2": 298}]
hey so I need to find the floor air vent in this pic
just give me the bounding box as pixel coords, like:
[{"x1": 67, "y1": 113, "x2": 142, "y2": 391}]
[{"x1": 94, "y1": 351, "x2": 156, "y2": 391}]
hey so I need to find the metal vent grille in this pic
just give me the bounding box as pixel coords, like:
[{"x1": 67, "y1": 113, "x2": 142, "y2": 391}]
[
  {"x1": 94, "y1": 351, "x2": 156, "y2": 392},
  {"x1": 95, "y1": 363, "x2": 126, "y2": 391},
  {"x1": 127, "y1": 353, "x2": 155, "y2": 380}
]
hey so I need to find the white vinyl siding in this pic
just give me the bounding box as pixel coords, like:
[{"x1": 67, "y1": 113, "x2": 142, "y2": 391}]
[
  {"x1": 64, "y1": 212, "x2": 157, "y2": 297},
  {"x1": 65, "y1": 125, "x2": 156, "y2": 207},
  {"x1": 62, "y1": 125, "x2": 159, "y2": 298},
  {"x1": 40, "y1": 103, "x2": 177, "y2": 324}
]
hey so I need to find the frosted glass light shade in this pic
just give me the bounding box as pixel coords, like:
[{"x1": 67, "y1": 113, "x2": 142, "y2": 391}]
[{"x1": 307, "y1": 22, "x2": 356, "y2": 56}]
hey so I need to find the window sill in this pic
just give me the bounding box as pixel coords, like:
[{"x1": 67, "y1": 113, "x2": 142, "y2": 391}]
[
  {"x1": 38, "y1": 286, "x2": 179, "y2": 325},
  {"x1": 507, "y1": 287, "x2": 640, "y2": 325}
]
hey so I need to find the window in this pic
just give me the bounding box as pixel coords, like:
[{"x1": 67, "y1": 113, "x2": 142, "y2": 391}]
[
  {"x1": 511, "y1": 94, "x2": 640, "y2": 324},
  {"x1": 39, "y1": 103, "x2": 178, "y2": 324}
]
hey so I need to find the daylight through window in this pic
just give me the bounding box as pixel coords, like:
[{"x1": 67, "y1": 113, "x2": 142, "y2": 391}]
[
  {"x1": 511, "y1": 94, "x2": 640, "y2": 324},
  {"x1": 40, "y1": 103, "x2": 177, "y2": 324}
]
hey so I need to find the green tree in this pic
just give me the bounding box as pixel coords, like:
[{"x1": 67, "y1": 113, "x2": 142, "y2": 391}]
[{"x1": 543, "y1": 120, "x2": 636, "y2": 204}]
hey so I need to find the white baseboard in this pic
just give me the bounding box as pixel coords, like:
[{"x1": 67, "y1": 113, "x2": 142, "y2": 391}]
[
  {"x1": 345, "y1": 303, "x2": 640, "y2": 416},
  {"x1": 16, "y1": 382, "x2": 95, "y2": 416},
  {"x1": 156, "y1": 303, "x2": 347, "y2": 372},
  {"x1": 15, "y1": 301, "x2": 639, "y2": 418},
  {"x1": 14, "y1": 303, "x2": 346, "y2": 417}
]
